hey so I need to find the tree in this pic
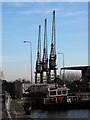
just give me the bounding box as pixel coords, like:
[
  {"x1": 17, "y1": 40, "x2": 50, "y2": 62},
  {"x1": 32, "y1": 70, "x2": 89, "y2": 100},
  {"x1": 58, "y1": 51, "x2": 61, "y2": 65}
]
[{"x1": 64, "y1": 71, "x2": 81, "y2": 82}]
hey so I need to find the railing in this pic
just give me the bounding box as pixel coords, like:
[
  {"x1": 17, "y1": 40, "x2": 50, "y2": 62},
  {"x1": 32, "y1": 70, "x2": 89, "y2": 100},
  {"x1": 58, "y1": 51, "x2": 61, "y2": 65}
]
[
  {"x1": 78, "y1": 93, "x2": 90, "y2": 101},
  {"x1": 44, "y1": 97, "x2": 57, "y2": 105},
  {"x1": 67, "y1": 96, "x2": 78, "y2": 103},
  {"x1": 44, "y1": 96, "x2": 79, "y2": 105},
  {"x1": 48, "y1": 90, "x2": 69, "y2": 97}
]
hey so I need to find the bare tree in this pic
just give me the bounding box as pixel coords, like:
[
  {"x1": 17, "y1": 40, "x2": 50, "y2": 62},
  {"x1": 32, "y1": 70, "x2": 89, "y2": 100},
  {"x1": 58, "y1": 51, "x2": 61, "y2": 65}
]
[{"x1": 63, "y1": 71, "x2": 81, "y2": 82}]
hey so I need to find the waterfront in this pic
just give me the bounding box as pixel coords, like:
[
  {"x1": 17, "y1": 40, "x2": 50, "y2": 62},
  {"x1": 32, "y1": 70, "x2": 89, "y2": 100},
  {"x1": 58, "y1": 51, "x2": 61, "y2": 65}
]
[
  {"x1": 31, "y1": 109, "x2": 90, "y2": 119},
  {"x1": 1, "y1": 2, "x2": 89, "y2": 120}
]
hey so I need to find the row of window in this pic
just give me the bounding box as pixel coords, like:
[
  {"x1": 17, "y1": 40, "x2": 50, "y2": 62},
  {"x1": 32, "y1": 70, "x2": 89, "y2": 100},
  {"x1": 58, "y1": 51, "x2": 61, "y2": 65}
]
[
  {"x1": 49, "y1": 90, "x2": 67, "y2": 96},
  {"x1": 79, "y1": 94, "x2": 90, "y2": 98}
]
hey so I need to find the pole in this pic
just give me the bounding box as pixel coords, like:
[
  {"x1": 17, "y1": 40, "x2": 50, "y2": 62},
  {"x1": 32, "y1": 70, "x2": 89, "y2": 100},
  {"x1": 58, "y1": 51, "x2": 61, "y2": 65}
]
[
  {"x1": 58, "y1": 53, "x2": 64, "y2": 81},
  {"x1": 30, "y1": 42, "x2": 32, "y2": 84},
  {"x1": 62, "y1": 53, "x2": 64, "y2": 81},
  {"x1": 24, "y1": 41, "x2": 32, "y2": 84}
]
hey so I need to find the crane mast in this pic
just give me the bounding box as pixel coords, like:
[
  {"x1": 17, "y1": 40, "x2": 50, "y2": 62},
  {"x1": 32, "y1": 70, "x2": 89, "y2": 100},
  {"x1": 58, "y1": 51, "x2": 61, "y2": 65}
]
[
  {"x1": 41, "y1": 19, "x2": 48, "y2": 83},
  {"x1": 49, "y1": 10, "x2": 57, "y2": 82},
  {"x1": 35, "y1": 25, "x2": 42, "y2": 83},
  {"x1": 35, "y1": 10, "x2": 57, "y2": 84}
]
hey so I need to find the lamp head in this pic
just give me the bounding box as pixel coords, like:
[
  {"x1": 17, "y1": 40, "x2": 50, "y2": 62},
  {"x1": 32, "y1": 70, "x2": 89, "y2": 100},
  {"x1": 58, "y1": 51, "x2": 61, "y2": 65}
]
[{"x1": 24, "y1": 41, "x2": 27, "y2": 43}]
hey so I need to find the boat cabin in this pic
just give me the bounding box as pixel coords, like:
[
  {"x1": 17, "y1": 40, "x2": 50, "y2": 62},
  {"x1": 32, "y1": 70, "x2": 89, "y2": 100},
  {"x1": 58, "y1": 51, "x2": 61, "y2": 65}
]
[
  {"x1": 44, "y1": 87, "x2": 70, "y2": 105},
  {"x1": 48, "y1": 87, "x2": 70, "y2": 97},
  {"x1": 76, "y1": 92, "x2": 90, "y2": 101}
]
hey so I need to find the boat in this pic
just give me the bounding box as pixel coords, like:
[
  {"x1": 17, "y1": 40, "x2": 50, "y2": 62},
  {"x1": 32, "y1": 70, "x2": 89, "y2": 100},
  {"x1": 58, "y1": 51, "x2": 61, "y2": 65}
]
[
  {"x1": 24, "y1": 83, "x2": 90, "y2": 109},
  {"x1": 44, "y1": 85, "x2": 70, "y2": 106},
  {"x1": 43, "y1": 85, "x2": 90, "y2": 109}
]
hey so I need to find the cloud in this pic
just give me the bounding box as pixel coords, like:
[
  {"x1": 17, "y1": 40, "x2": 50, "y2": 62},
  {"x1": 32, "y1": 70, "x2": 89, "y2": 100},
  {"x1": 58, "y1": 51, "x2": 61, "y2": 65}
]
[
  {"x1": 43, "y1": 8, "x2": 61, "y2": 14},
  {"x1": 18, "y1": 9, "x2": 41, "y2": 14},
  {"x1": 3, "y1": 7, "x2": 59, "y2": 15},
  {"x1": 18, "y1": 9, "x2": 58, "y2": 15},
  {"x1": 61, "y1": 11, "x2": 87, "y2": 17},
  {"x1": 33, "y1": 9, "x2": 86, "y2": 17},
  {"x1": 2, "y1": 2, "x2": 87, "y2": 17},
  {"x1": 4, "y1": 6, "x2": 86, "y2": 17},
  {"x1": 2, "y1": 0, "x2": 89, "y2": 2},
  {"x1": 2, "y1": 2, "x2": 28, "y2": 8}
]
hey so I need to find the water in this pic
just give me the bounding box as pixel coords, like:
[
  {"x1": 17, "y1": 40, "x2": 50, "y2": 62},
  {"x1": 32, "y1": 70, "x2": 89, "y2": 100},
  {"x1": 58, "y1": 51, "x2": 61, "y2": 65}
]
[{"x1": 31, "y1": 109, "x2": 90, "y2": 119}]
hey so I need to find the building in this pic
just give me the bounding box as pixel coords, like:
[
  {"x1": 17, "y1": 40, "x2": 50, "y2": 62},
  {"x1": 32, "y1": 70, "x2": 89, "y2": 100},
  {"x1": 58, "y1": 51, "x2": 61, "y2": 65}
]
[
  {"x1": 22, "y1": 80, "x2": 30, "y2": 93},
  {"x1": 2, "y1": 80, "x2": 23, "y2": 99},
  {"x1": 61, "y1": 66, "x2": 90, "y2": 91}
]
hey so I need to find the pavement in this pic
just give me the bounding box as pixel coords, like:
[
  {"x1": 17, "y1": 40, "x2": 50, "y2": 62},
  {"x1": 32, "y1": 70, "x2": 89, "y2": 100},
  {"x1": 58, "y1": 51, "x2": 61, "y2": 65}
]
[
  {"x1": 2, "y1": 99, "x2": 32, "y2": 120},
  {"x1": 2, "y1": 102, "x2": 9, "y2": 120}
]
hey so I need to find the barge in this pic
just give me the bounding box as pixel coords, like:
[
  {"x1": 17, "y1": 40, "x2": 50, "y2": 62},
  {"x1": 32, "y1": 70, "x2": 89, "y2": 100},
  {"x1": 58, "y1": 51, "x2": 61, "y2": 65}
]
[
  {"x1": 24, "y1": 84, "x2": 90, "y2": 109},
  {"x1": 43, "y1": 86, "x2": 90, "y2": 109}
]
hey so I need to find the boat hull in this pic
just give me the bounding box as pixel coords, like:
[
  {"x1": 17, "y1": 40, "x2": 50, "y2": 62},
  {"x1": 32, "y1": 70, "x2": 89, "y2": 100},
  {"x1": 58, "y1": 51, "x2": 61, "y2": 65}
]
[{"x1": 43, "y1": 100, "x2": 90, "y2": 110}]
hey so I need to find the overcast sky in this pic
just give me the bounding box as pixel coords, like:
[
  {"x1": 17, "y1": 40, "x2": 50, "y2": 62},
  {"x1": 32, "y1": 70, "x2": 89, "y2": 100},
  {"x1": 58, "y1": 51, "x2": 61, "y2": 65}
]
[{"x1": 1, "y1": 2, "x2": 88, "y2": 82}]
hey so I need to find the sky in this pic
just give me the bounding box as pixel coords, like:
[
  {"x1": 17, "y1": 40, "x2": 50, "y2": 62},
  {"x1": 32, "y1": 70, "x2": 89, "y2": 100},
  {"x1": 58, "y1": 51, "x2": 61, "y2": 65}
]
[
  {"x1": 1, "y1": 0, "x2": 90, "y2": 2},
  {"x1": 1, "y1": 2, "x2": 88, "y2": 82}
]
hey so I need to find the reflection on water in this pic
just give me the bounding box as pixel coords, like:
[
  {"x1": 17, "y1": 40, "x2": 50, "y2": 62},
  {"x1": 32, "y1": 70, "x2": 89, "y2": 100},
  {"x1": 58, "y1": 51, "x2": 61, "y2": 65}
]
[{"x1": 31, "y1": 109, "x2": 89, "y2": 118}]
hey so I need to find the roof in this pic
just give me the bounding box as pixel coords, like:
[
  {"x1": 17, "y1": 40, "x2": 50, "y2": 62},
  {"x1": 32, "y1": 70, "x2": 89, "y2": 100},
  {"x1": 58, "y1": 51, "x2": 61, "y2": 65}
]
[
  {"x1": 61, "y1": 66, "x2": 90, "y2": 70},
  {"x1": 49, "y1": 87, "x2": 70, "y2": 91}
]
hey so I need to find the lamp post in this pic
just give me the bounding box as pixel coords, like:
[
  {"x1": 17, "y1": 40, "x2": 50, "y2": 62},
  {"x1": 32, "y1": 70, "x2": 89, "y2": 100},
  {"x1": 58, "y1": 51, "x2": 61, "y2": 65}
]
[
  {"x1": 24, "y1": 41, "x2": 32, "y2": 84},
  {"x1": 58, "y1": 53, "x2": 64, "y2": 81}
]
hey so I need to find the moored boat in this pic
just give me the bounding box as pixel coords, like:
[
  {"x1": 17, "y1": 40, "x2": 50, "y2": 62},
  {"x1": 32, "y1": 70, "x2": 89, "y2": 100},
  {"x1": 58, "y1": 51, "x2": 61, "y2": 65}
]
[
  {"x1": 24, "y1": 83, "x2": 90, "y2": 109},
  {"x1": 43, "y1": 85, "x2": 90, "y2": 109}
]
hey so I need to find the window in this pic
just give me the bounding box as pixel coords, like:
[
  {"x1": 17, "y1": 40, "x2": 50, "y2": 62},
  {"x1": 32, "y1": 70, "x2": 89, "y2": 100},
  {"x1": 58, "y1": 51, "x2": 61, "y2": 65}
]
[
  {"x1": 50, "y1": 91, "x2": 56, "y2": 95},
  {"x1": 80, "y1": 95, "x2": 83, "y2": 98},
  {"x1": 88, "y1": 94, "x2": 90, "y2": 98},
  {"x1": 62, "y1": 90, "x2": 66, "y2": 94},
  {"x1": 58, "y1": 91, "x2": 61, "y2": 95}
]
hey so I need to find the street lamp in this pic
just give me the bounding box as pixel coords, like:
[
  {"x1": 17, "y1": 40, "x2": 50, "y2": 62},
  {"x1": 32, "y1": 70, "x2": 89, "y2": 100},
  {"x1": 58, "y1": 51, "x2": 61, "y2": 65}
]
[
  {"x1": 24, "y1": 41, "x2": 32, "y2": 84},
  {"x1": 58, "y1": 53, "x2": 65, "y2": 81}
]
